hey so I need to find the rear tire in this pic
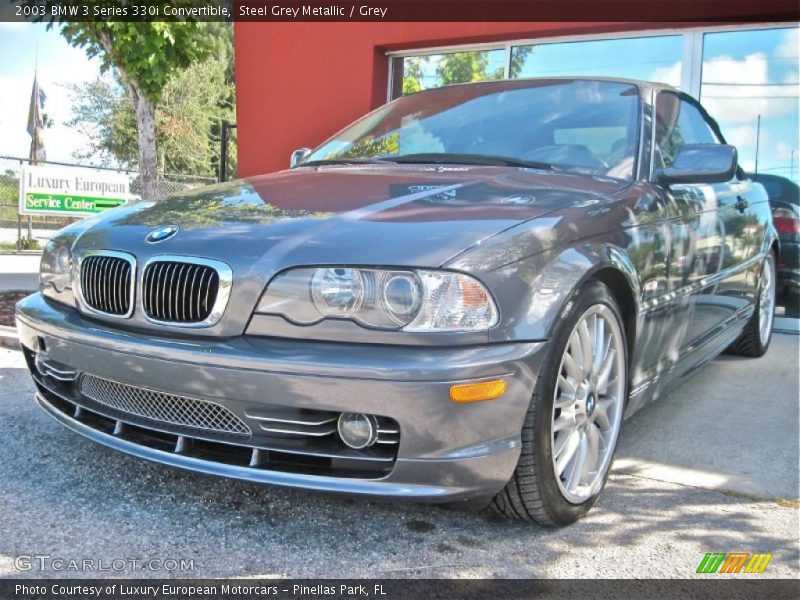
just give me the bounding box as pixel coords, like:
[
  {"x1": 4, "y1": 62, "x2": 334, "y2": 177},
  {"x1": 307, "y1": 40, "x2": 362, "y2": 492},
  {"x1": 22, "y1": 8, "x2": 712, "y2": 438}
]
[
  {"x1": 491, "y1": 280, "x2": 628, "y2": 526},
  {"x1": 726, "y1": 252, "x2": 776, "y2": 358}
]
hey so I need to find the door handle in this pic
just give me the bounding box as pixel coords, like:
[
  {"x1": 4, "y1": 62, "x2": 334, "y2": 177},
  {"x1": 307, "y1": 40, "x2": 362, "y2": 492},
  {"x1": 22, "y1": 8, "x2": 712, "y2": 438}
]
[{"x1": 734, "y1": 197, "x2": 749, "y2": 213}]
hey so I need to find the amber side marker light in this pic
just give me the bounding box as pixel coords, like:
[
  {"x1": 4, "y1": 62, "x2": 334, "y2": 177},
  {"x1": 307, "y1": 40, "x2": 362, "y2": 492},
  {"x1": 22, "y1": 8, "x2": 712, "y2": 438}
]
[{"x1": 449, "y1": 379, "x2": 507, "y2": 403}]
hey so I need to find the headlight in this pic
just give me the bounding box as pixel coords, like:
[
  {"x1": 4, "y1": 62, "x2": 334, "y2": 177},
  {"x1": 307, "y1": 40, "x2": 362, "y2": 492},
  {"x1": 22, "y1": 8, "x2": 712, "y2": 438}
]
[
  {"x1": 256, "y1": 267, "x2": 498, "y2": 332},
  {"x1": 40, "y1": 240, "x2": 73, "y2": 292}
]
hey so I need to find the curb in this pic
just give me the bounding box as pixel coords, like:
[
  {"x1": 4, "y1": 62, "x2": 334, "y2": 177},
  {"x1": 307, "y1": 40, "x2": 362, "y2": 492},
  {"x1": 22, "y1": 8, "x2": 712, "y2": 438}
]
[
  {"x1": 774, "y1": 316, "x2": 800, "y2": 335},
  {"x1": 0, "y1": 324, "x2": 19, "y2": 351}
]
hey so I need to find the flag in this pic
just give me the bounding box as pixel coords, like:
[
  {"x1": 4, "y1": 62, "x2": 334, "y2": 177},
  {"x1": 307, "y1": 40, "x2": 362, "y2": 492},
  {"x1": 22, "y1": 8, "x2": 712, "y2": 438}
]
[{"x1": 27, "y1": 74, "x2": 47, "y2": 163}]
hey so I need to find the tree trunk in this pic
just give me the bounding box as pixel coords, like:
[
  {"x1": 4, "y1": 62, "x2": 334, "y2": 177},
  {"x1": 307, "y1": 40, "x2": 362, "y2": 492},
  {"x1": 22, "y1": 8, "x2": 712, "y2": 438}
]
[
  {"x1": 129, "y1": 85, "x2": 158, "y2": 200},
  {"x1": 94, "y1": 29, "x2": 159, "y2": 200}
]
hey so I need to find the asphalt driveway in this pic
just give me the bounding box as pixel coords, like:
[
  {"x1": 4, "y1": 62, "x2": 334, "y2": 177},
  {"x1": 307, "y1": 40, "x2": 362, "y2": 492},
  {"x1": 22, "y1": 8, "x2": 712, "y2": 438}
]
[{"x1": 0, "y1": 335, "x2": 797, "y2": 579}]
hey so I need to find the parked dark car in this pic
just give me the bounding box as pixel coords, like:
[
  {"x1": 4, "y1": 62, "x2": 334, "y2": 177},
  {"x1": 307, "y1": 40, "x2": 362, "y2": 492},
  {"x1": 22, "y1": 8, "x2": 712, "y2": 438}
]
[
  {"x1": 749, "y1": 173, "x2": 799, "y2": 301},
  {"x1": 16, "y1": 78, "x2": 777, "y2": 525}
]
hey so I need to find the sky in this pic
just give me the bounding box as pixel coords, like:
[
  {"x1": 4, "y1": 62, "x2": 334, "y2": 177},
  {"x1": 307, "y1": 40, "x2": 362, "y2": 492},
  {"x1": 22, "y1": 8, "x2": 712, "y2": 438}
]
[
  {"x1": 1, "y1": 23, "x2": 797, "y2": 182},
  {"x1": 409, "y1": 27, "x2": 799, "y2": 183},
  {"x1": 0, "y1": 21, "x2": 101, "y2": 163}
]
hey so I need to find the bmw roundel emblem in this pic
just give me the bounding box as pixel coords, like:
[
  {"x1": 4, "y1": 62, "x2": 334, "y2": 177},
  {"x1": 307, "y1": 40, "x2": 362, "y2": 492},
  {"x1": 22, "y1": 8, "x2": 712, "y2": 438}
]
[{"x1": 146, "y1": 225, "x2": 179, "y2": 243}]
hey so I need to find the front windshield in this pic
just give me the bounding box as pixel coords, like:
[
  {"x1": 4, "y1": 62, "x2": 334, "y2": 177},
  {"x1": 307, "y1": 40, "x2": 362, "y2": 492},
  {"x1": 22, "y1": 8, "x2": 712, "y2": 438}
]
[{"x1": 304, "y1": 79, "x2": 640, "y2": 180}]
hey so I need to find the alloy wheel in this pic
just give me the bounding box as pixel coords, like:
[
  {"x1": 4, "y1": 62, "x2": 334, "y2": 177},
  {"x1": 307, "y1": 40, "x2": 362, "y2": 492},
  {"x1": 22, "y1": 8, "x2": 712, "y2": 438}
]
[
  {"x1": 551, "y1": 304, "x2": 626, "y2": 504},
  {"x1": 758, "y1": 254, "x2": 776, "y2": 348}
]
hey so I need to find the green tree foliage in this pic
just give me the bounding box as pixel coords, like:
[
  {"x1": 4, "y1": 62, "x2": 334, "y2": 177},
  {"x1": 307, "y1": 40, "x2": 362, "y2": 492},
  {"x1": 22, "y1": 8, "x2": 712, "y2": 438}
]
[
  {"x1": 66, "y1": 49, "x2": 236, "y2": 178},
  {"x1": 55, "y1": 19, "x2": 215, "y2": 198},
  {"x1": 402, "y1": 57, "x2": 426, "y2": 95},
  {"x1": 437, "y1": 51, "x2": 493, "y2": 86},
  {"x1": 401, "y1": 47, "x2": 534, "y2": 95},
  {"x1": 64, "y1": 76, "x2": 138, "y2": 167},
  {"x1": 0, "y1": 169, "x2": 20, "y2": 203}
]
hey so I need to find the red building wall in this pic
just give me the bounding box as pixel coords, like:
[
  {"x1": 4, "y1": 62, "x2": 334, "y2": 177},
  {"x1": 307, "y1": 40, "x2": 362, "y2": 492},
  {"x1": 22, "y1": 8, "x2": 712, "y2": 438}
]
[
  {"x1": 232, "y1": 20, "x2": 784, "y2": 176},
  {"x1": 233, "y1": 22, "x2": 663, "y2": 176}
]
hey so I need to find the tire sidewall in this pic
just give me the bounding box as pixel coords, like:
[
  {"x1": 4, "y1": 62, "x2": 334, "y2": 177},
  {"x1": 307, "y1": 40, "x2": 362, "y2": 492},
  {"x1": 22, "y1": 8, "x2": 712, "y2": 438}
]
[{"x1": 530, "y1": 281, "x2": 629, "y2": 524}]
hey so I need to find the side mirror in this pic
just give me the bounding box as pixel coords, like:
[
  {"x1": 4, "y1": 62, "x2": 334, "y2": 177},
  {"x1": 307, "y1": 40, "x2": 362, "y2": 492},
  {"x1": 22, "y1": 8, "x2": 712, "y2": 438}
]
[
  {"x1": 655, "y1": 144, "x2": 738, "y2": 186},
  {"x1": 290, "y1": 148, "x2": 312, "y2": 168}
]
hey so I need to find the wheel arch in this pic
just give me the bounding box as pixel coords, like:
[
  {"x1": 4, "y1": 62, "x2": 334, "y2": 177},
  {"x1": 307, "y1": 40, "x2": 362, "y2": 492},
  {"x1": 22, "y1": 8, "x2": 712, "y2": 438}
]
[
  {"x1": 588, "y1": 266, "x2": 638, "y2": 355},
  {"x1": 487, "y1": 242, "x2": 641, "y2": 345}
]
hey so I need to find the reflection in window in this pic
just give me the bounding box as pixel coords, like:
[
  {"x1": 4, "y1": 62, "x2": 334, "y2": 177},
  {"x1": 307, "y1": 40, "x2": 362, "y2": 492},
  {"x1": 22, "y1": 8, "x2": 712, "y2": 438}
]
[
  {"x1": 700, "y1": 27, "x2": 799, "y2": 182},
  {"x1": 655, "y1": 93, "x2": 719, "y2": 168},
  {"x1": 397, "y1": 50, "x2": 506, "y2": 96},
  {"x1": 510, "y1": 36, "x2": 683, "y2": 87},
  {"x1": 308, "y1": 80, "x2": 640, "y2": 180}
]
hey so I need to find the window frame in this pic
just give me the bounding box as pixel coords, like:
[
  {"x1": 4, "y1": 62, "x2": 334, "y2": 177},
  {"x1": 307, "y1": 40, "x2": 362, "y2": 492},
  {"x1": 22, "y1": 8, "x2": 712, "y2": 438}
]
[
  {"x1": 649, "y1": 89, "x2": 733, "y2": 183},
  {"x1": 386, "y1": 23, "x2": 796, "y2": 102}
]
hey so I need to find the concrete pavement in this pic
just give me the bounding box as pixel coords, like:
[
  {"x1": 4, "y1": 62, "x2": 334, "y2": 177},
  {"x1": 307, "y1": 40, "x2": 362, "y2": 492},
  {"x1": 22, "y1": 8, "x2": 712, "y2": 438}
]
[
  {"x1": 0, "y1": 253, "x2": 40, "y2": 292},
  {"x1": 0, "y1": 333, "x2": 797, "y2": 579},
  {"x1": 616, "y1": 333, "x2": 800, "y2": 501}
]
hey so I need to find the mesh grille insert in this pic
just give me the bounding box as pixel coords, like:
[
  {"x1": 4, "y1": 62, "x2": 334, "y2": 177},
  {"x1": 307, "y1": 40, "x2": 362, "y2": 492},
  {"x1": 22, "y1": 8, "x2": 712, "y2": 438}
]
[{"x1": 79, "y1": 374, "x2": 250, "y2": 435}]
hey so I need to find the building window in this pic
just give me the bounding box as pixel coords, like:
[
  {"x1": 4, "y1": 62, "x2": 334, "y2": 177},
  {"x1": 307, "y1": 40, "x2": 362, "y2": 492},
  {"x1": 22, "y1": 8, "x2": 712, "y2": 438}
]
[
  {"x1": 388, "y1": 25, "x2": 799, "y2": 182},
  {"x1": 510, "y1": 35, "x2": 683, "y2": 87},
  {"x1": 700, "y1": 27, "x2": 799, "y2": 178},
  {"x1": 392, "y1": 49, "x2": 506, "y2": 97}
]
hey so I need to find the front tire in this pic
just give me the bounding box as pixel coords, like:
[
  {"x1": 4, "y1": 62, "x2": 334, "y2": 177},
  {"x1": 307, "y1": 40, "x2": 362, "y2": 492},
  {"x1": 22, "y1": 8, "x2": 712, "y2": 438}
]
[
  {"x1": 726, "y1": 252, "x2": 776, "y2": 357},
  {"x1": 491, "y1": 281, "x2": 628, "y2": 526}
]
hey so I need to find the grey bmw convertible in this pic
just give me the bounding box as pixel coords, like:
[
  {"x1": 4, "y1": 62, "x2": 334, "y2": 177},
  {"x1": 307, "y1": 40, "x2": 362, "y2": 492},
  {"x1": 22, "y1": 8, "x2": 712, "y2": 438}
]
[{"x1": 17, "y1": 78, "x2": 777, "y2": 525}]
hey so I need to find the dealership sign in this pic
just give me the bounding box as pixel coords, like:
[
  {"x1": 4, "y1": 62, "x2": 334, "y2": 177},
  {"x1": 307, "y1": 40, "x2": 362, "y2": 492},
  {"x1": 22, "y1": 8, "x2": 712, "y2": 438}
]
[{"x1": 19, "y1": 164, "x2": 135, "y2": 217}]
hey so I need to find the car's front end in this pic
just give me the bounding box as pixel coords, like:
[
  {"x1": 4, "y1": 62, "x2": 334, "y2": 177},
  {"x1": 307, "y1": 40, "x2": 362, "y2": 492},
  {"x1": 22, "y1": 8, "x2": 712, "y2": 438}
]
[
  {"x1": 17, "y1": 165, "x2": 587, "y2": 502},
  {"x1": 17, "y1": 78, "x2": 646, "y2": 517},
  {"x1": 17, "y1": 290, "x2": 543, "y2": 501}
]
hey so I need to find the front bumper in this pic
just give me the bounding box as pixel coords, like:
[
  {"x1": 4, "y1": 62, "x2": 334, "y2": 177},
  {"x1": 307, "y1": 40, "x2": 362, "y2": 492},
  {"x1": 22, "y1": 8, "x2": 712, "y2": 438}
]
[{"x1": 16, "y1": 293, "x2": 545, "y2": 501}]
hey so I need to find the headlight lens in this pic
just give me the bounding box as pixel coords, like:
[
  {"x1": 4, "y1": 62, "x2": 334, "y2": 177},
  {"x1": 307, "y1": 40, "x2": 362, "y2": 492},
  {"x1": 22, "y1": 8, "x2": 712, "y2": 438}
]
[
  {"x1": 40, "y1": 240, "x2": 73, "y2": 292},
  {"x1": 256, "y1": 267, "x2": 498, "y2": 332}
]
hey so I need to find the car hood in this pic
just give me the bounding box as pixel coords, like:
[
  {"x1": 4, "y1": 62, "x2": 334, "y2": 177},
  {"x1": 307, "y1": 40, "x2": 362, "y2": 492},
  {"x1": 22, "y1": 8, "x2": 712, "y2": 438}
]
[{"x1": 72, "y1": 164, "x2": 627, "y2": 271}]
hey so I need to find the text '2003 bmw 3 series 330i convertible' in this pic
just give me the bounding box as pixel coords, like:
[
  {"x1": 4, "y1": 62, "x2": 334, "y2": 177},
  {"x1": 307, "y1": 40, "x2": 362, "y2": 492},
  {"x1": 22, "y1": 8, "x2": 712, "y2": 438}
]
[{"x1": 16, "y1": 78, "x2": 778, "y2": 525}]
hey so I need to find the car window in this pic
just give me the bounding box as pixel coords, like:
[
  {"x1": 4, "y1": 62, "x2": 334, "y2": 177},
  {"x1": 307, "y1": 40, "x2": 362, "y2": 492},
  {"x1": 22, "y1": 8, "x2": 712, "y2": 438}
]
[
  {"x1": 654, "y1": 93, "x2": 720, "y2": 169},
  {"x1": 306, "y1": 80, "x2": 641, "y2": 180}
]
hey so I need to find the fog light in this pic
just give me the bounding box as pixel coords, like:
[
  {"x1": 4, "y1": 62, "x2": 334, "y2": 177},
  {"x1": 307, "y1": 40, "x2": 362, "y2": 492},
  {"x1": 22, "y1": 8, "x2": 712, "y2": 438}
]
[
  {"x1": 449, "y1": 379, "x2": 507, "y2": 403},
  {"x1": 337, "y1": 412, "x2": 378, "y2": 449}
]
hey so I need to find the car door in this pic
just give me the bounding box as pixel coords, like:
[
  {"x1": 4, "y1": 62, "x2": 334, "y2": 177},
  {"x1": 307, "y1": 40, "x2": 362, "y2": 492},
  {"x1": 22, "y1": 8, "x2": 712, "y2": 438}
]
[
  {"x1": 702, "y1": 149, "x2": 766, "y2": 324},
  {"x1": 653, "y1": 92, "x2": 731, "y2": 351}
]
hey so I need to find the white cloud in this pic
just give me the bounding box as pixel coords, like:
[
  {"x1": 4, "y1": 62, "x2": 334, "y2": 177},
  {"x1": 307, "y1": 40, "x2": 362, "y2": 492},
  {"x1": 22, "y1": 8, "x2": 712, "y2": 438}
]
[
  {"x1": 701, "y1": 53, "x2": 798, "y2": 124},
  {"x1": 775, "y1": 28, "x2": 799, "y2": 61},
  {"x1": 0, "y1": 22, "x2": 26, "y2": 31},
  {"x1": 649, "y1": 61, "x2": 681, "y2": 87},
  {"x1": 725, "y1": 124, "x2": 759, "y2": 152}
]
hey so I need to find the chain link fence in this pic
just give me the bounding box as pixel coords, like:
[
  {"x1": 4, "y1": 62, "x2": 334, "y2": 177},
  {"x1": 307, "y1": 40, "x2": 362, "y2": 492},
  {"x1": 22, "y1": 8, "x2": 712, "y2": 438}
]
[{"x1": 0, "y1": 156, "x2": 215, "y2": 251}]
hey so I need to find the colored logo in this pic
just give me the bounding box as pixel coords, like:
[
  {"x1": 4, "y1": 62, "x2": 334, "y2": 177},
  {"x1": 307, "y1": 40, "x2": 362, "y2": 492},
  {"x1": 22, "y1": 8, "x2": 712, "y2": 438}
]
[
  {"x1": 696, "y1": 552, "x2": 773, "y2": 574},
  {"x1": 146, "y1": 225, "x2": 179, "y2": 243}
]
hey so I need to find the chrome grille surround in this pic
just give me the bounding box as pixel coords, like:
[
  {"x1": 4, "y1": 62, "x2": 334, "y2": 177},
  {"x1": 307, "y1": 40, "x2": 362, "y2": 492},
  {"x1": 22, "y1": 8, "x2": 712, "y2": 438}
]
[
  {"x1": 141, "y1": 255, "x2": 232, "y2": 327},
  {"x1": 79, "y1": 373, "x2": 251, "y2": 436},
  {"x1": 76, "y1": 250, "x2": 136, "y2": 318}
]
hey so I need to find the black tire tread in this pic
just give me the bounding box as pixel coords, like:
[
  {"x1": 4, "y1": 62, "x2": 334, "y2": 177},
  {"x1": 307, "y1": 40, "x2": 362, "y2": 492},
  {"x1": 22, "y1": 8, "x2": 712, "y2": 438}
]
[
  {"x1": 490, "y1": 280, "x2": 626, "y2": 526},
  {"x1": 725, "y1": 322, "x2": 761, "y2": 356},
  {"x1": 725, "y1": 252, "x2": 775, "y2": 358},
  {"x1": 490, "y1": 402, "x2": 557, "y2": 525}
]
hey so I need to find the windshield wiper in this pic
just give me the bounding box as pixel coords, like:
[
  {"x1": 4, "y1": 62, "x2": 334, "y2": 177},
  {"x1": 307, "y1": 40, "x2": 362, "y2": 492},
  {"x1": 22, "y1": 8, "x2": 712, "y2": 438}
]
[
  {"x1": 389, "y1": 153, "x2": 558, "y2": 171},
  {"x1": 298, "y1": 157, "x2": 397, "y2": 168}
]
